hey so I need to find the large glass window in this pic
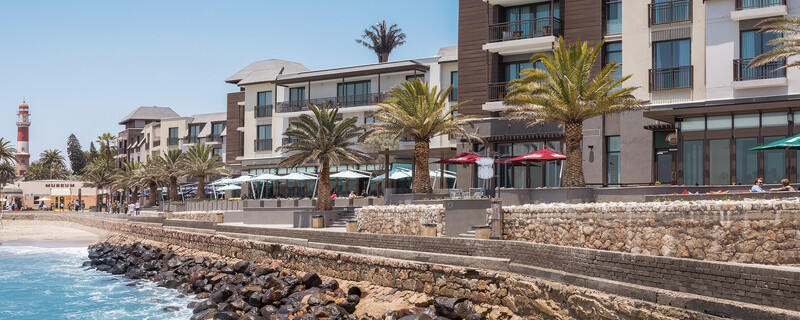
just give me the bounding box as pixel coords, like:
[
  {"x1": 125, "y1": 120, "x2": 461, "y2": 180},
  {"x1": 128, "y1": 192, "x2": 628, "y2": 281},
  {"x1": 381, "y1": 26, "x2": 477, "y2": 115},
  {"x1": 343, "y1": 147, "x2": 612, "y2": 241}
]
[
  {"x1": 653, "y1": 38, "x2": 691, "y2": 90},
  {"x1": 605, "y1": 0, "x2": 621, "y2": 35},
  {"x1": 709, "y1": 139, "x2": 731, "y2": 185},
  {"x1": 734, "y1": 114, "x2": 759, "y2": 128},
  {"x1": 706, "y1": 115, "x2": 731, "y2": 130},
  {"x1": 604, "y1": 42, "x2": 622, "y2": 82},
  {"x1": 450, "y1": 71, "x2": 458, "y2": 101},
  {"x1": 651, "y1": 0, "x2": 690, "y2": 25},
  {"x1": 607, "y1": 136, "x2": 621, "y2": 185},
  {"x1": 188, "y1": 125, "x2": 199, "y2": 144},
  {"x1": 683, "y1": 140, "x2": 703, "y2": 186},
  {"x1": 736, "y1": 138, "x2": 758, "y2": 185},
  {"x1": 212, "y1": 123, "x2": 223, "y2": 142},
  {"x1": 256, "y1": 125, "x2": 271, "y2": 151},
  {"x1": 503, "y1": 61, "x2": 544, "y2": 82},
  {"x1": 504, "y1": 2, "x2": 560, "y2": 38},
  {"x1": 739, "y1": 30, "x2": 783, "y2": 80},
  {"x1": 762, "y1": 112, "x2": 788, "y2": 127},
  {"x1": 337, "y1": 80, "x2": 371, "y2": 107},
  {"x1": 289, "y1": 87, "x2": 305, "y2": 109},
  {"x1": 681, "y1": 117, "x2": 705, "y2": 132},
  {"x1": 168, "y1": 127, "x2": 178, "y2": 146},
  {"x1": 741, "y1": 30, "x2": 780, "y2": 59},
  {"x1": 764, "y1": 136, "x2": 786, "y2": 184},
  {"x1": 256, "y1": 91, "x2": 272, "y2": 117}
]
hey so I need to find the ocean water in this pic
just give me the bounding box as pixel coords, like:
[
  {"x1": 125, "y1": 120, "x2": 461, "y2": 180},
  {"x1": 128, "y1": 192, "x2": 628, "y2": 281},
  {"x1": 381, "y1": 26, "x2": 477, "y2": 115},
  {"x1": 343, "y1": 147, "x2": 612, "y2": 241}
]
[{"x1": 0, "y1": 244, "x2": 197, "y2": 320}]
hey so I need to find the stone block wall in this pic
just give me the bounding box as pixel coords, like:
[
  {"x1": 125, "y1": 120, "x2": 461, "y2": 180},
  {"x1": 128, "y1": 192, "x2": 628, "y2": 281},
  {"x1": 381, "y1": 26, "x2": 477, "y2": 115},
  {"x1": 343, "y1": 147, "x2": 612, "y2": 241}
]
[
  {"x1": 356, "y1": 204, "x2": 445, "y2": 236},
  {"x1": 169, "y1": 211, "x2": 219, "y2": 222},
  {"x1": 495, "y1": 199, "x2": 800, "y2": 265}
]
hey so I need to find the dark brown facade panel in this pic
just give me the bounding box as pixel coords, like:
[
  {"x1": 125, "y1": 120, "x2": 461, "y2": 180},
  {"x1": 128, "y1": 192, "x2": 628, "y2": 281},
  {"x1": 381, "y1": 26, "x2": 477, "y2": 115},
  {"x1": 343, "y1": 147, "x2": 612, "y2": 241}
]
[
  {"x1": 563, "y1": 0, "x2": 603, "y2": 72},
  {"x1": 226, "y1": 91, "x2": 245, "y2": 165},
  {"x1": 458, "y1": 0, "x2": 491, "y2": 116}
]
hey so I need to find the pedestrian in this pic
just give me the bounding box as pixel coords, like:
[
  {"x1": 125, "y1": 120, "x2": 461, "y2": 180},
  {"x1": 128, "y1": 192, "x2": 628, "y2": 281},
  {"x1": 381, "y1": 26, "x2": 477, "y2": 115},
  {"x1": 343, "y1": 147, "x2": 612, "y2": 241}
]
[
  {"x1": 128, "y1": 202, "x2": 135, "y2": 216},
  {"x1": 135, "y1": 202, "x2": 140, "y2": 215}
]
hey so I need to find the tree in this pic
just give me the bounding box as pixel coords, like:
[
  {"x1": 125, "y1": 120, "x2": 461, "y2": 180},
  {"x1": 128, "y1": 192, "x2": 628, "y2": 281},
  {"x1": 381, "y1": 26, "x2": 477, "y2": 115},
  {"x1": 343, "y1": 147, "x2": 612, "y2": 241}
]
[
  {"x1": 749, "y1": 17, "x2": 800, "y2": 69},
  {"x1": 0, "y1": 162, "x2": 16, "y2": 188},
  {"x1": 0, "y1": 138, "x2": 17, "y2": 166},
  {"x1": 97, "y1": 133, "x2": 117, "y2": 161},
  {"x1": 39, "y1": 149, "x2": 69, "y2": 179},
  {"x1": 82, "y1": 156, "x2": 117, "y2": 211},
  {"x1": 503, "y1": 37, "x2": 647, "y2": 187},
  {"x1": 277, "y1": 104, "x2": 370, "y2": 211},
  {"x1": 86, "y1": 142, "x2": 99, "y2": 163},
  {"x1": 67, "y1": 134, "x2": 87, "y2": 175},
  {"x1": 112, "y1": 161, "x2": 141, "y2": 204},
  {"x1": 180, "y1": 144, "x2": 227, "y2": 200},
  {"x1": 364, "y1": 78, "x2": 482, "y2": 194},
  {"x1": 23, "y1": 161, "x2": 47, "y2": 181},
  {"x1": 138, "y1": 158, "x2": 166, "y2": 207},
  {"x1": 159, "y1": 149, "x2": 184, "y2": 202},
  {"x1": 355, "y1": 20, "x2": 406, "y2": 63}
]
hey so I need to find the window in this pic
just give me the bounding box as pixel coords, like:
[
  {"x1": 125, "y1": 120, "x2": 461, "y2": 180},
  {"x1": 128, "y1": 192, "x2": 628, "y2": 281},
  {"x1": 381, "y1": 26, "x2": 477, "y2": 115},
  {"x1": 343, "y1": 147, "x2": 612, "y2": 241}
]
[
  {"x1": 651, "y1": 39, "x2": 691, "y2": 91},
  {"x1": 503, "y1": 61, "x2": 544, "y2": 83},
  {"x1": 681, "y1": 117, "x2": 705, "y2": 131},
  {"x1": 683, "y1": 140, "x2": 703, "y2": 186},
  {"x1": 736, "y1": 138, "x2": 758, "y2": 185},
  {"x1": 364, "y1": 115, "x2": 375, "y2": 124},
  {"x1": 188, "y1": 125, "x2": 200, "y2": 144},
  {"x1": 289, "y1": 87, "x2": 306, "y2": 109},
  {"x1": 504, "y1": 2, "x2": 560, "y2": 38},
  {"x1": 737, "y1": 30, "x2": 784, "y2": 81},
  {"x1": 450, "y1": 71, "x2": 458, "y2": 101},
  {"x1": 738, "y1": 0, "x2": 785, "y2": 10},
  {"x1": 706, "y1": 115, "x2": 731, "y2": 130},
  {"x1": 605, "y1": 0, "x2": 621, "y2": 35},
  {"x1": 764, "y1": 136, "x2": 786, "y2": 184},
  {"x1": 256, "y1": 125, "x2": 271, "y2": 151},
  {"x1": 650, "y1": 0, "x2": 690, "y2": 26},
  {"x1": 211, "y1": 148, "x2": 222, "y2": 157},
  {"x1": 405, "y1": 74, "x2": 424, "y2": 82},
  {"x1": 168, "y1": 127, "x2": 179, "y2": 146},
  {"x1": 709, "y1": 139, "x2": 731, "y2": 185},
  {"x1": 762, "y1": 112, "x2": 788, "y2": 127},
  {"x1": 211, "y1": 123, "x2": 224, "y2": 142},
  {"x1": 604, "y1": 42, "x2": 622, "y2": 82},
  {"x1": 337, "y1": 80, "x2": 371, "y2": 107},
  {"x1": 734, "y1": 114, "x2": 759, "y2": 128},
  {"x1": 607, "y1": 136, "x2": 621, "y2": 185},
  {"x1": 256, "y1": 91, "x2": 272, "y2": 117}
]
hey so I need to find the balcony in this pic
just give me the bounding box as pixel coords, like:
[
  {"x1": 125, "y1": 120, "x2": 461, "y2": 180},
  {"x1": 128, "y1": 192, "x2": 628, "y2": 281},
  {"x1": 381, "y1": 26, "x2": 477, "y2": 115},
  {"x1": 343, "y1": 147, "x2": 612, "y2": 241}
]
[
  {"x1": 255, "y1": 139, "x2": 272, "y2": 152},
  {"x1": 732, "y1": 0, "x2": 786, "y2": 21},
  {"x1": 733, "y1": 58, "x2": 787, "y2": 89},
  {"x1": 488, "y1": 82, "x2": 509, "y2": 102},
  {"x1": 483, "y1": 17, "x2": 561, "y2": 55},
  {"x1": 276, "y1": 93, "x2": 384, "y2": 113},
  {"x1": 210, "y1": 135, "x2": 224, "y2": 143},
  {"x1": 649, "y1": 0, "x2": 691, "y2": 26},
  {"x1": 255, "y1": 105, "x2": 272, "y2": 118},
  {"x1": 649, "y1": 66, "x2": 693, "y2": 92},
  {"x1": 281, "y1": 137, "x2": 299, "y2": 146},
  {"x1": 167, "y1": 137, "x2": 179, "y2": 146},
  {"x1": 153, "y1": 140, "x2": 161, "y2": 147},
  {"x1": 186, "y1": 136, "x2": 200, "y2": 144}
]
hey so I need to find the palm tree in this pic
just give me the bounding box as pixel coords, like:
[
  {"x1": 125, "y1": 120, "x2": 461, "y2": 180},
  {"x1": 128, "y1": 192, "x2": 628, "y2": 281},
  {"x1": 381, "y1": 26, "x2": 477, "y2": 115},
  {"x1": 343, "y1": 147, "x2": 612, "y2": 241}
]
[
  {"x1": 159, "y1": 149, "x2": 184, "y2": 202},
  {"x1": 138, "y1": 158, "x2": 166, "y2": 207},
  {"x1": 0, "y1": 138, "x2": 17, "y2": 165},
  {"x1": 355, "y1": 20, "x2": 406, "y2": 63},
  {"x1": 97, "y1": 133, "x2": 117, "y2": 161},
  {"x1": 24, "y1": 161, "x2": 47, "y2": 181},
  {"x1": 749, "y1": 17, "x2": 800, "y2": 69},
  {"x1": 504, "y1": 37, "x2": 647, "y2": 187},
  {"x1": 364, "y1": 78, "x2": 482, "y2": 194},
  {"x1": 112, "y1": 161, "x2": 141, "y2": 204},
  {"x1": 39, "y1": 149, "x2": 69, "y2": 179},
  {"x1": 276, "y1": 104, "x2": 369, "y2": 211},
  {"x1": 0, "y1": 162, "x2": 16, "y2": 188},
  {"x1": 82, "y1": 157, "x2": 117, "y2": 211},
  {"x1": 180, "y1": 145, "x2": 227, "y2": 200}
]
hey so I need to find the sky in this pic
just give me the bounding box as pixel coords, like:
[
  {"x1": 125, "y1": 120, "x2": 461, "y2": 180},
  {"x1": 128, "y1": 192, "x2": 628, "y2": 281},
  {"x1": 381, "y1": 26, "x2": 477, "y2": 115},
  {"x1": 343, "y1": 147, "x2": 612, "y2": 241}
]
[{"x1": 0, "y1": 0, "x2": 458, "y2": 166}]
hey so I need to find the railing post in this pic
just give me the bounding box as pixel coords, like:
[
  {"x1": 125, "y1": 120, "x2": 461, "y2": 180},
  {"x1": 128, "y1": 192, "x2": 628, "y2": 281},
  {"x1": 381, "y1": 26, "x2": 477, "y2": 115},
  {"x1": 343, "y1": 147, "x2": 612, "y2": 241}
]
[{"x1": 490, "y1": 198, "x2": 503, "y2": 240}]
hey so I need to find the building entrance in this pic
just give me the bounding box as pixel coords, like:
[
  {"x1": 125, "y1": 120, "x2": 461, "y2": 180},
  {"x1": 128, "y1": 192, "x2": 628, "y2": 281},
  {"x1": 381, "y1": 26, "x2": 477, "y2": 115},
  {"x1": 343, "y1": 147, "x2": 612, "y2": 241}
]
[{"x1": 656, "y1": 150, "x2": 676, "y2": 185}]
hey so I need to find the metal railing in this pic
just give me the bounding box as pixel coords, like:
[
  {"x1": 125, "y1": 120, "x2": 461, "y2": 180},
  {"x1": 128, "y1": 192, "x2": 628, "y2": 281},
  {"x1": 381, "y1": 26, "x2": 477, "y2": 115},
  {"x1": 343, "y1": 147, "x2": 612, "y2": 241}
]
[
  {"x1": 649, "y1": 66, "x2": 693, "y2": 91},
  {"x1": 736, "y1": 0, "x2": 785, "y2": 10},
  {"x1": 255, "y1": 139, "x2": 272, "y2": 151},
  {"x1": 255, "y1": 104, "x2": 272, "y2": 117},
  {"x1": 649, "y1": 0, "x2": 691, "y2": 26},
  {"x1": 281, "y1": 137, "x2": 299, "y2": 145},
  {"x1": 167, "y1": 137, "x2": 179, "y2": 146},
  {"x1": 487, "y1": 82, "x2": 509, "y2": 102},
  {"x1": 186, "y1": 136, "x2": 199, "y2": 144},
  {"x1": 211, "y1": 134, "x2": 223, "y2": 143},
  {"x1": 734, "y1": 58, "x2": 786, "y2": 81},
  {"x1": 276, "y1": 93, "x2": 384, "y2": 113},
  {"x1": 488, "y1": 17, "x2": 562, "y2": 43}
]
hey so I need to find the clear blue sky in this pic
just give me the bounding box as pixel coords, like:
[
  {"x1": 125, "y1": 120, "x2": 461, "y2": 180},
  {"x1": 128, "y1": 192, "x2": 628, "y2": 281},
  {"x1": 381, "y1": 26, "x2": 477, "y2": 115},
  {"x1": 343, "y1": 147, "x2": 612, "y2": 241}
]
[{"x1": 0, "y1": 0, "x2": 457, "y2": 166}]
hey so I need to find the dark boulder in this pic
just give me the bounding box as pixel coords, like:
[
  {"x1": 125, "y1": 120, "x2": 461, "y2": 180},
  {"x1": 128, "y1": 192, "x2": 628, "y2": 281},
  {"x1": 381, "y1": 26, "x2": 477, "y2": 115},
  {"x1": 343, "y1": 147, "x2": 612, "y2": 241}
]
[
  {"x1": 454, "y1": 300, "x2": 476, "y2": 319},
  {"x1": 434, "y1": 297, "x2": 467, "y2": 320},
  {"x1": 301, "y1": 272, "x2": 321, "y2": 288},
  {"x1": 193, "y1": 300, "x2": 217, "y2": 314},
  {"x1": 233, "y1": 260, "x2": 250, "y2": 273},
  {"x1": 212, "y1": 311, "x2": 239, "y2": 320},
  {"x1": 313, "y1": 304, "x2": 348, "y2": 318},
  {"x1": 320, "y1": 279, "x2": 339, "y2": 291},
  {"x1": 162, "y1": 306, "x2": 180, "y2": 312}
]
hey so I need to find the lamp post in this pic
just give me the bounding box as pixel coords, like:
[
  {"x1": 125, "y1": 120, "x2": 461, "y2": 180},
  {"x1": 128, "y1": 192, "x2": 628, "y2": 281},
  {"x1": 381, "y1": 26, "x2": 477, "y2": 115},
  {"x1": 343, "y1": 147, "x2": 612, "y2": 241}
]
[{"x1": 494, "y1": 152, "x2": 500, "y2": 199}]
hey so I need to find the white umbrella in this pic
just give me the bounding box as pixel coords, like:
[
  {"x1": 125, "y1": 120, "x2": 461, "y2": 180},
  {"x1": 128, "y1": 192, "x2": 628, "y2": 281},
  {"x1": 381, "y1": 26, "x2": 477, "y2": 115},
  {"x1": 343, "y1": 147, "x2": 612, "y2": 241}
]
[
  {"x1": 371, "y1": 169, "x2": 412, "y2": 181},
  {"x1": 252, "y1": 173, "x2": 282, "y2": 181},
  {"x1": 330, "y1": 170, "x2": 371, "y2": 179},
  {"x1": 216, "y1": 184, "x2": 242, "y2": 191},
  {"x1": 209, "y1": 178, "x2": 235, "y2": 186},
  {"x1": 230, "y1": 175, "x2": 252, "y2": 184},
  {"x1": 38, "y1": 197, "x2": 51, "y2": 202},
  {"x1": 280, "y1": 173, "x2": 316, "y2": 180}
]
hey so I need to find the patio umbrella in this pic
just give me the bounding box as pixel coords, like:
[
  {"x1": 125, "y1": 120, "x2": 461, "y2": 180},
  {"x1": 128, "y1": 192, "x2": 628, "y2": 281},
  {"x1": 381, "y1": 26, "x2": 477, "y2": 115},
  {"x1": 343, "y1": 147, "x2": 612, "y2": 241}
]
[
  {"x1": 750, "y1": 134, "x2": 800, "y2": 150},
  {"x1": 371, "y1": 169, "x2": 412, "y2": 181},
  {"x1": 279, "y1": 173, "x2": 316, "y2": 198},
  {"x1": 330, "y1": 170, "x2": 370, "y2": 179},
  {"x1": 216, "y1": 184, "x2": 242, "y2": 191},
  {"x1": 503, "y1": 148, "x2": 567, "y2": 187},
  {"x1": 434, "y1": 152, "x2": 484, "y2": 164},
  {"x1": 38, "y1": 197, "x2": 51, "y2": 202},
  {"x1": 230, "y1": 175, "x2": 253, "y2": 184},
  {"x1": 252, "y1": 173, "x2": 282, "y2": 199},
  {"x1": 208, "y1": 178, "x2": 235, "y2": 186}
]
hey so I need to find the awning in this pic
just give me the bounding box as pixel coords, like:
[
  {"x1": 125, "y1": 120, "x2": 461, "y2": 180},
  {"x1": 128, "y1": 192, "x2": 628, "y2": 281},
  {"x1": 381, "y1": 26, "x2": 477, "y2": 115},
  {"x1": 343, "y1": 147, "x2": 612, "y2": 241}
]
[
  {"x1": 230, "y1": 175, "x2": 253, "y2": 184},
  {"x1": 1, "y1": 184, "x2": 23, "y2": 194},
  {"x1": 216, "y1": 184, "x2": 242, "y2": 191},
  {"x1": 330, "y1": 170, "x2": 371, "y2": 179}
]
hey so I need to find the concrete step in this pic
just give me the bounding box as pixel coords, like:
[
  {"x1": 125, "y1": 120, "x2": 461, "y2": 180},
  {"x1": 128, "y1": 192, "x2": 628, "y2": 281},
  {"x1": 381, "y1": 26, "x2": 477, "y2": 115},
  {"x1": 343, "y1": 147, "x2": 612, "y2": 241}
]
[{"x1": 458, "y1": 230, "x2": 476, "y2": 239}]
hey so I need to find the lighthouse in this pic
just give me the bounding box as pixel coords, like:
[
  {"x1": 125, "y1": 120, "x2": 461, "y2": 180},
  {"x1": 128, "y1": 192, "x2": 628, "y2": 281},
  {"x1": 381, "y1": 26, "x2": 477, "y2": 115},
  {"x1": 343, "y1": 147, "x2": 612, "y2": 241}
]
[{"x1": 16, "y1": 100, "x2": 30, "y2": 177}]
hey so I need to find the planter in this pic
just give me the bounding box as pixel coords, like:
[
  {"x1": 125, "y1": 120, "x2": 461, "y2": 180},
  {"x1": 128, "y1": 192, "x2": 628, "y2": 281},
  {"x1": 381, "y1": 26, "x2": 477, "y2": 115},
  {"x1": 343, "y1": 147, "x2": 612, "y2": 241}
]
[
  {"x1": 346, "y1": 220, "x2": 358, "y2": 233},
  {"x1": 312, "y1": 215, "x2": 324, "y2": 228},
  {"x1": 473, "y1": 225, "x2": 491, "y2": 239},
  {"x1": 422, "y1": 223, "x2": 438, "y2": 237},
  {"x1": 165, "y1": 211, "x2": 174, "y2": 219},
  {"x1": 292, "y1": 199, "x2": 299, "y2": 207},
  {"x1": 215, "y1": 213, "x2": 224, "y2": 224},
  {"x1": 298, "y1": 199, "x2": 313, "y2": 207}
]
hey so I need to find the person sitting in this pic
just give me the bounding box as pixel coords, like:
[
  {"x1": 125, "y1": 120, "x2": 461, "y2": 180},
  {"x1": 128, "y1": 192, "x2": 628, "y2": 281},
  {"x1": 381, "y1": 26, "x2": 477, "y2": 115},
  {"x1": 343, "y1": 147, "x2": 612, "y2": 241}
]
[
  {"x1": 770, "y1": 178, "x2": 796, "y2": 192},
  {"x1": 331, "y1": 192, "x2": 337, "y2": 199},
  {"x1": 348, "y1": 191, "x2": 356, "y2": 198},
  {"x1": 751, "y1": 178, "x2": 765, "y2": 193}
]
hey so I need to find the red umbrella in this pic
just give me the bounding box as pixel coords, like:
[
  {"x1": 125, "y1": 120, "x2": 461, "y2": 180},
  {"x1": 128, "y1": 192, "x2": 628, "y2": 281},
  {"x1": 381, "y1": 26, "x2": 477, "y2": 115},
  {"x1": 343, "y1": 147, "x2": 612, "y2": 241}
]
[
  {"x1": 434, "y1": 152, "x2": 484, "y2": 164},
  {"x1": 504, "y1": 148, "x2": 566, "y2": 164}
]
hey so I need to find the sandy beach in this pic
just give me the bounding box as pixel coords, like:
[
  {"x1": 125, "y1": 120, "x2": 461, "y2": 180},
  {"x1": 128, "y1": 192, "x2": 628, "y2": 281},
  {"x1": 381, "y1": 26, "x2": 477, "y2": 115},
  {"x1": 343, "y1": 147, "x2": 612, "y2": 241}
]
[{"x1": 0, "y1": 220, "x2": 105, "y2": 245}]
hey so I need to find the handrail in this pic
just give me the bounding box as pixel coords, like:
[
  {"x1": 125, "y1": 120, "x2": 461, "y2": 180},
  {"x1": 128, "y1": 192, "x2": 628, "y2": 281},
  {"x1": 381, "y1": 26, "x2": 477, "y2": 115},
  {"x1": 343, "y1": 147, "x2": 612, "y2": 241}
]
[
  {"x1": 487, "y1": 82, "x2": 509, "y2": 102},
  {"x1": 488, "y1": 17, "x2": 562, "y2": 43},
  {"x1": 649, "y1": 66, "x2": 693, "y2": 91},
  {"x1": 733, "y1": 58, "x2": 786, "y2": 81},
  {"x1": 735, "y1": 0, "x2": 785, "y2": 10},
  {"x1": 649, "y1": 0, "x2": 691, "y2": 26},
  {"x1": 255, "y1": 105, "x2": 273, "y2": 118},
  {"x1": 276, "y1": 93, "x2": 384, "y2": 113},
  {"x1": 255, "y1": 139, "x2": 272, "y2": 151}
]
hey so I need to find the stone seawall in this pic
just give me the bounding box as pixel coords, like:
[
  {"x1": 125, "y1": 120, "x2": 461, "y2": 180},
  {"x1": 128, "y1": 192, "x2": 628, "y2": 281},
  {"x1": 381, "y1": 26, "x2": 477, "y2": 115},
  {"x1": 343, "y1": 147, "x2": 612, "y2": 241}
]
[
  {"x1": 169, "y1": 211, "x2": 219, "y2": 222},
  {"x1": 495, "y1": 199, "x2": 800, "y2": 265},
  {"x1": 5, "y1": 213, "x2": 769, "y2": 319},
  {"x1": 356, "y1": 205, "x2": 445, "y2": 236}
]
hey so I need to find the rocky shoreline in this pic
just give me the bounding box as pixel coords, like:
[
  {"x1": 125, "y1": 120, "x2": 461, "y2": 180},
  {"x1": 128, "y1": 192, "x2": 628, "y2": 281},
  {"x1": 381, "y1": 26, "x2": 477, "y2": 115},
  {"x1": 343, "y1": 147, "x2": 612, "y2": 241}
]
[{"x1": 87, "y1": 242, "x2": 487, "y2": 320}]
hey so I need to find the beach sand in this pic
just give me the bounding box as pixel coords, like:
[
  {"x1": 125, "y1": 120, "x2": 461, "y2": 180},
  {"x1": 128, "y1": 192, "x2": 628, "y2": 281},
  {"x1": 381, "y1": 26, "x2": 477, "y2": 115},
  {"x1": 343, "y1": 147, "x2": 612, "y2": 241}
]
[{"x1": 0, "y1": 220, "x2": 105, "y2": 246}]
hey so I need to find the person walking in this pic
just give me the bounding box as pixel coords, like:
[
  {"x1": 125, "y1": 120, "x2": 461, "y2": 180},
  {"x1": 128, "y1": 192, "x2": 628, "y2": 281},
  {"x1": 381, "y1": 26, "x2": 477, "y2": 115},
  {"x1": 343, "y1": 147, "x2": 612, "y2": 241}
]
[
  {"x1": 128, "y1": 202, "x2": 135, "y2": 216},
  {"x1": 135, "y1": 202, "x2": 140, "y2": 215}
]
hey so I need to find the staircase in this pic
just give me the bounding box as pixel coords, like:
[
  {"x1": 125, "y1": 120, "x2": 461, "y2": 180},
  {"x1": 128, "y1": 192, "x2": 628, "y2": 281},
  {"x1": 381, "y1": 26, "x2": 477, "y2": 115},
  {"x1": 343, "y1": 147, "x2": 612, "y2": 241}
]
[
  {"x1": 458, "y1": 230, "x2": 476, "y2": 239},
  {"x1": 329, "y1": 210, "x2": 356, "y2": 228}
]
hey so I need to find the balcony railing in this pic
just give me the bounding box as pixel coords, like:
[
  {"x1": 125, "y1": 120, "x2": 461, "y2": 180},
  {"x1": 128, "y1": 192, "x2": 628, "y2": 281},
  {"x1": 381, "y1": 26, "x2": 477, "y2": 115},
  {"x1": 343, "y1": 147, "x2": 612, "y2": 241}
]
[
  {"x1": 276, "y1": 93, "x2": 384, "y2": 113},
  {"x1": 488, "y1": 17, "x2": 562, "y2": 43},
  {"x1": 255, "y1": 104, "x2": 272, "y2": 117},
  {"x1": 449, "y1": 88, "x2": 458, "y2": 101},
  {"x1": 167, "y1": 137, "x2": 179, "y2": 146},
  {"x1": 186, "y1": 136, "x2": 199, "y2": 144},
  {"x1": 255, "y1": 139, "x2": 272, "y2": 151},
  {"x1": 734, "y1": 58, "x2": 786, "y2": 81},
  {"x1": 488, "y1": 82, "x2": 509, "y2": 102},
  {"x1": 649, "y1": 66, "x2": 693, "y2": 91},
  {"x1": 736, "y1": 0, "x2": 785, "y2": 10},
  {"x1": 282, "y1": 137, "x2": 299, "y2": 145},
  {"x1": 211, "y1": 134, "x2": 223, "y2": 143},
  {"x1": 649, "y1": 0, "x2": 691, "y2": 26}
]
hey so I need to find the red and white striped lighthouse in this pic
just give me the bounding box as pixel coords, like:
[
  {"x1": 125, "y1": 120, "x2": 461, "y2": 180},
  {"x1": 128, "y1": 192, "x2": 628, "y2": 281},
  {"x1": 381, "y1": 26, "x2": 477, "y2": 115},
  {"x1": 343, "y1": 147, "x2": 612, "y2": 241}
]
[{"x1": 16, "y1": 100, "x2": 30, "y2": 177}]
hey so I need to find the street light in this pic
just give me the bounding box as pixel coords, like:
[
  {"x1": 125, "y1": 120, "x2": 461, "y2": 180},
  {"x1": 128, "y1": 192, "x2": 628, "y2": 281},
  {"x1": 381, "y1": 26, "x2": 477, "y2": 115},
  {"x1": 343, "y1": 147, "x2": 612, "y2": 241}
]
[{"x1": 494, "y1": 152, "x2": 500, "y2": 199}]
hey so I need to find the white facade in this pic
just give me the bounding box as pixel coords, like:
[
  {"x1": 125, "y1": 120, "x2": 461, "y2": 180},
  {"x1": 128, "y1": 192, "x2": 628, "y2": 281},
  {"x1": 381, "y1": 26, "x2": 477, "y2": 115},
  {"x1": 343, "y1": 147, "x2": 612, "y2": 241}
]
[{"x1": 129, "y1": 112, "x2": 227, "y2": 163}]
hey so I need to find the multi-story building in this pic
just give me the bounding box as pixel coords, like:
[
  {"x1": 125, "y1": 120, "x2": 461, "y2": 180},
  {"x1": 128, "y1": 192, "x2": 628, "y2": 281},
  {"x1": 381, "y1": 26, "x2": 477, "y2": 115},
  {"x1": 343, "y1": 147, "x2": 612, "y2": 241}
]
[
  {"x1": 224, "y1": 48, "x2": 460, "y2": 195},
  {"x1": 116, "y1": 106, "x2": 179, "y2": 166}
]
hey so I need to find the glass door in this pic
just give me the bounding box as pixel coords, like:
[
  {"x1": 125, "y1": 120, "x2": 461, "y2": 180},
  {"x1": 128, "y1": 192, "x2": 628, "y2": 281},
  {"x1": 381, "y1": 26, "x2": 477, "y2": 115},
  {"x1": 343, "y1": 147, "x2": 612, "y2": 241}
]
[{"x1": 656, "y1": 151, "x2": 675, "y2": 184}]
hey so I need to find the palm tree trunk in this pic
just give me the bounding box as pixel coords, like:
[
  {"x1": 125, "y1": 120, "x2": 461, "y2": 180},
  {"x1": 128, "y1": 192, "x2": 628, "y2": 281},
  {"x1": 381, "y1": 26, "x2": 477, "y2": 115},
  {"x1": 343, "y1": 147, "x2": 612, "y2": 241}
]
[
  {"x1": 317, "y1": 158, "x2": 332, "y2": 211},
  {"x1": 562, "y1": 122, "x2": 585, "y2": 187},
  {"x1": 197, "y1": 176, "x2": 206, "y2": 199},
  {"x1": 131, "y1": 187, "x2": 139, "y2": 203},
  {"x1": 412, "y1": 140, "x2": 433, "y2": 194},
  {"x1": 149, "y1": 182, "x2": 157, "y2": 207},
  {"x1": 169, "y1": 176, "x2": 178, "y2": 202}
]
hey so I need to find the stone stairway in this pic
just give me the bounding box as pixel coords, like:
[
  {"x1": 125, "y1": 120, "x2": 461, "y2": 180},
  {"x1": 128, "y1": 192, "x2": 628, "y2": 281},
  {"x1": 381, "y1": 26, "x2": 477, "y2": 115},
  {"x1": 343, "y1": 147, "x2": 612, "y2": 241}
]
[
  {"x1": 329, "y1": 211, "x2": 356, "y2": 228},
  {"x1": 458, "y1": 230, "x2": 476, "y2": 239}
]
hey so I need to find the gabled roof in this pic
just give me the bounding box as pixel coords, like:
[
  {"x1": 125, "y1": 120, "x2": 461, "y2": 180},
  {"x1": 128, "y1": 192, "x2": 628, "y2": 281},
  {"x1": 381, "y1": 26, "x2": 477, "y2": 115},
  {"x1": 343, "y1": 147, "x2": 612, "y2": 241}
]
[
  {"x1": 226, "y1": 59, "x2": 309, "y2": 85},
  {"x1": 437, "y1": 46, "x2": 457, "y2": 63},
  {"x1": 119, "y1": 106, "x2": 179, "y2": 125}
]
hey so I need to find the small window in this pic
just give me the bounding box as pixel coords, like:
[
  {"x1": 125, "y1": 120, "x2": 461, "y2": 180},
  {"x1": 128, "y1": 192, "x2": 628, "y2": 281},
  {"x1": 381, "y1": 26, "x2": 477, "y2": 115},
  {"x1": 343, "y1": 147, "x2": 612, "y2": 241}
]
[
  {"x1": 681, "y1": 117, "x2": 705, "y2": 132},
  {"x1": 706, "y1": 115, "x2": 731, "y2": 130},
  {"x1": 734, "y1": 114, "x2": 759, "y2": 129}
]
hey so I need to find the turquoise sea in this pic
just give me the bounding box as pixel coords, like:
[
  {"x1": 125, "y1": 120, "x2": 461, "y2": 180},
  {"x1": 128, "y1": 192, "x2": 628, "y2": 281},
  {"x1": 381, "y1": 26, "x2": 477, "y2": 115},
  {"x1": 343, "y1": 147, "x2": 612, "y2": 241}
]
[{"x1": 0, "y1": 243, "x2": 197, "y2": 320}]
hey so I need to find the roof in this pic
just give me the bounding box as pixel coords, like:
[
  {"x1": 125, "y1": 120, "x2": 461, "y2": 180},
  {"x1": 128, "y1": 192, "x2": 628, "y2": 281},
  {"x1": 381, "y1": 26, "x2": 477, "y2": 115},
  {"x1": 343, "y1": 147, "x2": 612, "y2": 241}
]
[
  {"x1": 119, "y1": 106, "x2": 179, "y2": 125},
  {"x1": 189, "y1": 112, "x2": 226, "y2": 124},
  {"x1": 275, "y1": 60, "x2": 430, "y2": 85},
  {"x1": 226, "y1": 59, "x2": 309, "y2": 85},
  {"x1": 437, "y1": 46, "x2": 457, "y2": 63}
]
